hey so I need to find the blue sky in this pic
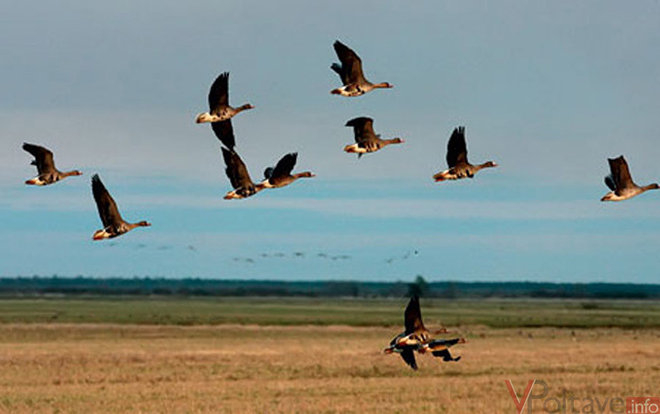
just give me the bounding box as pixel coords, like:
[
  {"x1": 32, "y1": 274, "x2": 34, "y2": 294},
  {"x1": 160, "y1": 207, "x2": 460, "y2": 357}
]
[{"x1": 1, "y1": 1, "x2": 659, "y2": 282}]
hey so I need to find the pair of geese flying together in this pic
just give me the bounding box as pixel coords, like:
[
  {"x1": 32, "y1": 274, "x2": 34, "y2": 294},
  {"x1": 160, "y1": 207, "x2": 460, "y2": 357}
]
[
  {"x1": 385, "y1": 295, "x2": 466, "y2": 370},
  {"x1": 196, "y1": 72, "x2": 315, "y2": 200},
  {"x1": 331, "y1": 40, "x2": 404, "y2": 157},
  {"x1": 22, "y1": 143, "x2": 150, "y2": 240}
]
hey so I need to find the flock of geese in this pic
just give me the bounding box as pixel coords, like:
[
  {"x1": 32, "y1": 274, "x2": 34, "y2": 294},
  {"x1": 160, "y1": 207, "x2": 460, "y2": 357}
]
[
  {"x1": 19, "y1": 40, "x2": 659, "y2": 369},
  {"x1": 22, "y1": 39, "x2": 659, "y2": 239}
]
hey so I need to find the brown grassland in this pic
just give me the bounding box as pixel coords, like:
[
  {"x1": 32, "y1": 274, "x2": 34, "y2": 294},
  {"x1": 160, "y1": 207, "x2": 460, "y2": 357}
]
[{"x1": 0, "y1": 298, "x2": 658, "y2": 413}]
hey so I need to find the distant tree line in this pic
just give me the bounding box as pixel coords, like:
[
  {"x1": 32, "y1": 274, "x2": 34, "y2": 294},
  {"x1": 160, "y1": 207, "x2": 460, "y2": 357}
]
[{"x1": 0, "y1": 276, "x2": 658, "y2": 299}]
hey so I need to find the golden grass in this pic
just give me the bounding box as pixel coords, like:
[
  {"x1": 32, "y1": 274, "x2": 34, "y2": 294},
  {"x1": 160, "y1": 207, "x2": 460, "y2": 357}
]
[{"x1": 0, "y1": 324, "x2": 658, "y2": 413}]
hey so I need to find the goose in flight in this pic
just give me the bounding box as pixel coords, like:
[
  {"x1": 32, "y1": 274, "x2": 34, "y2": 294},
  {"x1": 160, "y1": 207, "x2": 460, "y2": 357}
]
[
  {"x1": 343, "y1": 117, "x2": 404, "y2": 157},
  {"x1": 23, "y1": 143, "x2": 82, "y2": 186},
  {"x1": 384, "y1": 296, "x2": 464, "y2": 370},
  {"x1": 260, "y1": 152, "x2": 315, "y2": 189},
  {"x1": 330, "y1": 40, "x2": 393, "y2": 97},
  {"x1": 433, "y1": 127, "x2": 497, "y2": 182},
  {"x1": 91, "y1": 174, "x2": 150, "y2": 240},
  {"x1": 195, "y1": 72, "x2": 254, "y2": 124},
  {"x1": 601, "y1": 156, "x2": 659, "y2": 202},
  {"x1": 221, "y1": 147, "x2": 264, "y2": 200}
]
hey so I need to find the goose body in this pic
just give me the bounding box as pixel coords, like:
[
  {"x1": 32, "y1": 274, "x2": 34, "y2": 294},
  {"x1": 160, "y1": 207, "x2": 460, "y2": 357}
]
[
  {"x1": 260, "y1": 152, "x2": 315, "y2": 189},
  {"x1": 222, "y1": 147, "x2": 264, "y2": 200},
  {"x1": 91, "y1": 174, "x2": 150, "y2": 240},
  {"x1": 195, "y1": 72, "x2": 254, "y2": 125},
  {"x1": 23, "y1": 143, "x2": 82, "y2": 186},
  {"x1": 433, "y1": 127, "x2": 497, "y2": 182},
  {"x1": 383, "y1": 296, "x2": 464, "y2": 370},
  {"x1": 601, "y1": 156, "x2": 659, "y2": 202},
  {"x1": 330, "y1": 41, "x2": 393, "y2": 97},
  {"x1": 343, "y1": 117, "x2": 404, "y2": 157}
]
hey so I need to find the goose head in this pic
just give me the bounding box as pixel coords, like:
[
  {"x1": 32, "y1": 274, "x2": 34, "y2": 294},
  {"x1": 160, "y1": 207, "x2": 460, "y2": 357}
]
[{"x1": 374, "y1": 82, "x2": 394, "y2": 89}]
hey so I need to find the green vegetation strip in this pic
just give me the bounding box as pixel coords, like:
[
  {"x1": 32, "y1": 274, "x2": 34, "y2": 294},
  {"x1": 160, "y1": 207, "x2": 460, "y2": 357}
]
[{"x1": 0, "y1": 297, "x2": 658, "y2": 328}]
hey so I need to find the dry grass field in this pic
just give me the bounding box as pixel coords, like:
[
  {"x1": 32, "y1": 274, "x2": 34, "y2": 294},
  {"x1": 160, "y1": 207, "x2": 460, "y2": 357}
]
[{"x1": 0, "y1": 299, "x2": 658, "y2": 413}]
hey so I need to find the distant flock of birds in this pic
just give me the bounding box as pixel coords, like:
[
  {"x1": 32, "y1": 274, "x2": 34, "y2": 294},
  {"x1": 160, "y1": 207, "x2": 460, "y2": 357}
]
[{"x1": 20, "y1": 40, "x2": 659, "y2": 369}]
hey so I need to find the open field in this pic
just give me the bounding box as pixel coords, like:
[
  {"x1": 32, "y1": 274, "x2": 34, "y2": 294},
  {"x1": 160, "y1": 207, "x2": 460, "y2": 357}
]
[
  {"x1": 1, "y1": 297, "x2": 659, "y2": 328},
  {"x1": 0, "y1": 298, "x2": 658, "y2": 413}
]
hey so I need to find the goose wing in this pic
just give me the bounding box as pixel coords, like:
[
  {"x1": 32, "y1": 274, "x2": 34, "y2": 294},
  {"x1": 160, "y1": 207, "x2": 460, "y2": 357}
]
[
  {"x1": 270, "y1": 153, "x2": 298, "y2": 179},
  {"x1": 333, "y1": 41, "x2": 365, "y2": 85},
  {"x1": 608, "y1": 156, "x2": 635, "y2": 191},
  {"x1": 91, "y1": 174, "x2": 124, "y2": 228},
  {"x1": 404, "y1": 295, "x2": 426, "y2": 335},
  {"x1": 221, "y1": 147, "x2": 253, "y2": 190},
  {"x1": 208, "y1": 72, "x2": 229, "y2": 112},
  {"x1": 22, "y1": 143, "x2": 56, "y2": 174},
  {"x1": 400, "y1": 348, "x2": 418, "y2": 370},
  {"x1": 604, "y1": 174, "x2": 616, "y2": 191},
  {"x1": 345, "y1": 117, "x2": 377, "y2": 146},
  {"x1": 446, "y1": 127, "x2": 468, "y2": 168},
  {"x1": 211, "y1": 119, "x2": 236, "y2": 150}
]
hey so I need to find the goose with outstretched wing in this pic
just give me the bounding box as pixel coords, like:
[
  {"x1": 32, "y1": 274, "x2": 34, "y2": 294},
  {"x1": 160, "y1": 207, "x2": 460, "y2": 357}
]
[
  {"x1": 330, "y1": 41, "x2": 393, "y2": 97},
  {"x1": 343, "y1": 117, "x2": 404, "y2": 158},
  {"x1": 601, "y1": 156, "x2": 658, "y2": 201},
  {"x1": 91, "y1": 174, "x2": 150, "y2": 240},
  {"x1": 260, "y1": 152, "x2": 315, "y2": 189},
  {"x1": 433, "y1": 127, "x2": 497, "y2": 182},
  {"x1": 384, "y1": 296, "x2": 464, "y2": 370},
  {"x1": 23, "y1": 143, "x2": 82, "y2": 186},
  {"x1": 195, "y1": 72, "x2": 254, "y2": 126}
]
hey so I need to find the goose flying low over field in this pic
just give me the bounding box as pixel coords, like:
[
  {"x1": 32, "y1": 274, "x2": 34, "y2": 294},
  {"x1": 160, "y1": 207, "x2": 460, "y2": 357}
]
[
  {"x1": 195, "y1": 72, "x2": 254, "y2": 124},
  {"x1": 384, "y1": 295, "x2": 465, "y2": 370},
  {"x1": 260, "y1": 152, "x2": 315, "y2": 189},
  {"x1": 330, "y1": 40, "x2": 393, "y2": 97},
  {"x1": 343, "y1": 117, "x2": 404, "y2": 157},
  {"x1": 91, "y1": 174, "x2": 150, "y2": 240},
  {"x1": 601, "y1": 156, "x2": 659, "y2": 202},
  {"x1": 221, "y1": 147, "x2": 264, "y2": 200},
  {"x1": 433, "y1": 126, "x2": 497, "y2": 182},
  {"x1": 22, "y1": 143, "x2": 82, "y2": 186}
]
